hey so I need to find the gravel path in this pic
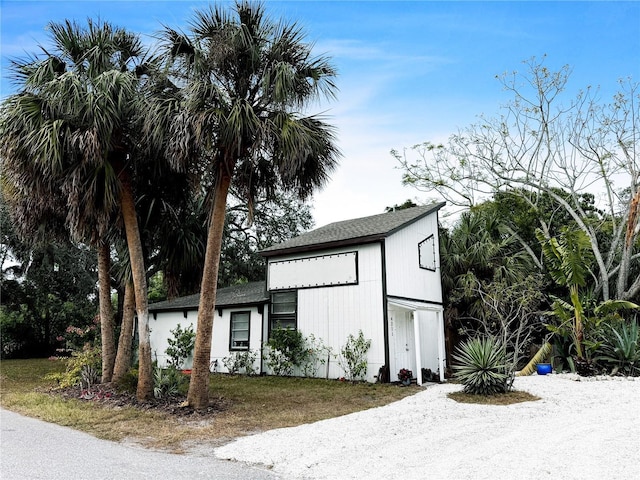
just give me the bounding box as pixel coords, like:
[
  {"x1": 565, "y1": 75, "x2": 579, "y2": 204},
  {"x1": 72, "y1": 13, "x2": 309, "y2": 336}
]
[{"x1": 215, "y1": 374, "x2": 640, "y2": 480}]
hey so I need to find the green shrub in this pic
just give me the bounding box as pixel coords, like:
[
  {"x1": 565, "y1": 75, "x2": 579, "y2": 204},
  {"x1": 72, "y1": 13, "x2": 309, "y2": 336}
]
[
  {"x1": 300, "y1": 334, "x2": 332, "y2": 378},
  {"x1": 596, "y1": 320, "x2": 640, "y2": 376},
  {"x1": 265, "y1": 326, "x2": 307, "y2": 376},
  {"x1": 453, "y1": 337, "x2": 510, "y2": 395},
  {"x1": 46, "y1": 346, "x2": 102, "y2": 388},
  {"x1": 338, "y1": 330, "x2": 371, "y2": 381},
  {"x1": 165, "y1": 323, "x2": 195, "y2": 369},
  {"x1": 115, "y1": 368, "x2": 138, "y2": 394},
  {"x1": 153, "y1": 366, "x2": 188, "y2": 399},
  {"x1": 223, "y1": 350, "x2": 258, "y2": 375}
]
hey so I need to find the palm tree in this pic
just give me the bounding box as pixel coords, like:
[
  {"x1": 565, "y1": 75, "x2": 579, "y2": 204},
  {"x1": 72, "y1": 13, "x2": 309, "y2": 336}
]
[
  {"x1": 155, "y1": 1, "x2": 340, "y2": 408},
  {"x1": 0, "y1": 19, "x2": 159, "y2": 399}
]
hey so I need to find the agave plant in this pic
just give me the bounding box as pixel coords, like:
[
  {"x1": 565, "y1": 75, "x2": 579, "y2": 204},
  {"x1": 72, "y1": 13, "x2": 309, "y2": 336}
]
[
  {"x1": 452, "y1": 336, "x2": 511, "y2": 395},
  {"x1": 596, "y1": 320, "x2": 640, "y2": 376}
]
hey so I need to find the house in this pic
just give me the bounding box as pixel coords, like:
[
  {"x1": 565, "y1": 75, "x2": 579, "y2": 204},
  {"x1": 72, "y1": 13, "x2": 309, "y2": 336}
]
[{"x1": 149, "y1": 203, "x2": 447, "y2": 384}]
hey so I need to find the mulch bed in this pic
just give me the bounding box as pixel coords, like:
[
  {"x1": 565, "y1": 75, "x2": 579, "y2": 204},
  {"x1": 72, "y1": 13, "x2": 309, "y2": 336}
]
[{"x1": 47, "y1": 384, "x2": 229, "y2": 419}]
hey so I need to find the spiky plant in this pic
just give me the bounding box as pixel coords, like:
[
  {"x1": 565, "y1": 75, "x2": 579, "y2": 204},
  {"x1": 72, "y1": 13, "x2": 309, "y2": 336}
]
[
  {"x1": 453, "y1": 337, "x2": 510, "y2": 395},
  {"x1": 596, "y1": 320, "x2": 640, "y2": 376}
]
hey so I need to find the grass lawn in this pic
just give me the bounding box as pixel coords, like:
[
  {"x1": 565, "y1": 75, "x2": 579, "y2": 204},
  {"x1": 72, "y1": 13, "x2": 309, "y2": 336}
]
[{"x1": 0, "y1": 358, "x2": 420, "y2": 452}]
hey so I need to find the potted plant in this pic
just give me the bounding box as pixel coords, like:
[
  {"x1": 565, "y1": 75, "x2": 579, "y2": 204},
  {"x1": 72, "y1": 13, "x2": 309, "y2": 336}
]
[{"x1": 397, "y1": 368, "x2": 413, "y2": 386}]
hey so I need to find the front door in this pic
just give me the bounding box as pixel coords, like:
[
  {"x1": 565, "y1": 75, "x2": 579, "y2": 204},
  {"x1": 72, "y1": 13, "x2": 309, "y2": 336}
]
[{"x1": 389, "y1": 308, "x2": 416, "y2": 379}]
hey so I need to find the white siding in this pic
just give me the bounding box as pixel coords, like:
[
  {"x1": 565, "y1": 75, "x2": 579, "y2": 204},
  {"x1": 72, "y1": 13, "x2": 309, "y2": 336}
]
[
  {"x1": 149, "y1": 310, "x2": 196, "y2": 368},
  {"x1": 385, "y1": 213, "x2": 442, "y2": 303},
  {"x1": 150, "y1": 306, "x2": 263, "y2": 374},
  {"x1": 267, "y1": 243, "x2": 386, "y2": 382}
]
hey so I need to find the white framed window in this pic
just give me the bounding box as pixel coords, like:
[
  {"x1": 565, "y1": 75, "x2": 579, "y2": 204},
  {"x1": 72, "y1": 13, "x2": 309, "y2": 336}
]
[
  {"x1": 418, "y1": 235, "x2": 437, "y2": 271},
  {"x1": 230, "y1": 311, "x2": 250, "y2": 350}
]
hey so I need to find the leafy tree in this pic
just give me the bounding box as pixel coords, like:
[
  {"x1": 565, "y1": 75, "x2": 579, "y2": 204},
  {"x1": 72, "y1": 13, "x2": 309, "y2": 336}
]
[
  {"x1": 0, "y1": 211, "x2": 98, "y2": 358},
  {"x1": 396, "y1": 57, "x2": 640, "y2": 302},
  {"x1": 155, "y1": 1, "x2": 339, "y2": 408},
  {"x1": 385, "y1": 199, "x2": 418, "y2": 212},
  {"x1": 439, "y1": 208, "x2": 541, "y2": 364},
  {"x1": 220, "y1": 191, "x2": 314, "y2": 287}
]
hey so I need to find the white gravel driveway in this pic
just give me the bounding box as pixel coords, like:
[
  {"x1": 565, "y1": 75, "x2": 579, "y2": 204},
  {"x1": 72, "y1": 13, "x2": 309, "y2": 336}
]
[{"x1": 215, "y1": 374, "x2": 640, "y2": 480}]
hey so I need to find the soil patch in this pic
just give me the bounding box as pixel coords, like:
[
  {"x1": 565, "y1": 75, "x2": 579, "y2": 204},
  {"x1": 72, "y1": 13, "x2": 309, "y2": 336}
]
[
  {"x1": 447, "y1": 389, "x2": 540, "y2": 405},
  {"x1": 47, "y1": 384, "x2": 229, "y2": 419}
]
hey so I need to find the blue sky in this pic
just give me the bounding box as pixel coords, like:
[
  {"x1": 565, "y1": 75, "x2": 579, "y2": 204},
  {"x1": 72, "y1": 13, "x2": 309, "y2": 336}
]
[{"x1": 2, "y1": 1, "x2": 639, "y2": 226}]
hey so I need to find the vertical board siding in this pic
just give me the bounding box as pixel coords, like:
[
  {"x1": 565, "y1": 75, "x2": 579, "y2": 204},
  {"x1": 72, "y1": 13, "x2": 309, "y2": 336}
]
[
  {"x1": 149, "y1": 310, "x2": 196, "y2": 368},
  {"x1": 385, "y1": 213, "x2": 442, "y2": 303},
  {"x1": 272, "y1": 243, "x2": 385, "y2": 382},
  {"x1": 150, "y1": 306, "x2": 262, "y2": 373}
]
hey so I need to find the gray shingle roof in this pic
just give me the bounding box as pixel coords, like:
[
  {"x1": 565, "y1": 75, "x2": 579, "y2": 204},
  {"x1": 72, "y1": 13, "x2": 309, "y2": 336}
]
[
  {"x1": 149, "y1": 281, "x2": 267, "y2": 312},
  {"x1": 261, "y1": 202, "x2": 445, "y2": 257}
]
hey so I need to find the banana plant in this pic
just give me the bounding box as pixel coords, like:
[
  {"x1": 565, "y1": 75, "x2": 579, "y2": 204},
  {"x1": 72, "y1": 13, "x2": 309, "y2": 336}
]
[
  {"x1": 521, "y1": 228, "x2": 638, "y2": 375},
  {"x1": 537, "y1": 228, "x2": 594, "y2": 359}
]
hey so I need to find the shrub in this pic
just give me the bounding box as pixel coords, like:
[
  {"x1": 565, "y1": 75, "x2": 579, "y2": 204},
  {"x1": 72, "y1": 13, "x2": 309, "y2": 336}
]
[
  {"x1": 453, "y1": 336, "x2": 510, "y2": 395},
  {"x1": 300, "y1": 334, "x2": 332, "y2": 378},
  {"x1": 222, "y1": 350, "x2": 258, "y2": 375},
  {"x1": 165, "y1": 323, "x2": 195, "y2": 369},
  {"x1": 265, "y1": 326, "x2": 307, "y2": 376},
  {"x1": 596, "y1": 319, "x2": 640, "y2": 376},
  {"x1": 115, "y1": 368, "x2": 138, "y2": 394},
  {"x1": 153, "y1": 366, "x2": 188, "y2": 399},
  {"x1": 338, "y1": 330, "x2": 371, "y2": 381},
  {"x1": 46, "y1": 345, "x2": 102, "y2": 388}
]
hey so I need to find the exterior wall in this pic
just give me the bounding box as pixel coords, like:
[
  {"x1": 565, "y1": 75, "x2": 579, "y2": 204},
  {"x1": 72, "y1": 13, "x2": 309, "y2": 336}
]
[
  {"x1": 266, "y1": 243, "x2": 386, "y2": 382},
  {"x1": 384, "y1": 213, "x2": 442, "y2": 303},
  {"x1": 150, "y1": 306, "x2": 263, "y2": 373},
  {"x1": 150, "y1": 310, "x2": 197, "y2": 368}
]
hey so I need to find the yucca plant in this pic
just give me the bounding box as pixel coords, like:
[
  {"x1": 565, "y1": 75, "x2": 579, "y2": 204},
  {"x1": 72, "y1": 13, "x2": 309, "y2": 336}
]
[{"x1": 453, "y1": 337, "x2": 510, "y2": 395}]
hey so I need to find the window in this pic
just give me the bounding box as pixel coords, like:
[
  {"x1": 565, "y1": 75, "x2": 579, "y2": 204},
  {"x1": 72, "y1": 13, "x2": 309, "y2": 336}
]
[
  {"x1": 270, "y1": 290, "x2": 297, "y2": 331},
  {"x1": 418, "y1": 235, "x2": 437, "y2": 271},
  {"x1": 230, "y1": 311, "x2": 250, "y2": 350}
]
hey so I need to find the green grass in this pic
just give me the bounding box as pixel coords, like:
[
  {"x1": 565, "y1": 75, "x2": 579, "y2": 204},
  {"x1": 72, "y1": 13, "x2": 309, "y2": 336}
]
[{"x1": 0, "y1": 358, "x2": 420, "y2": 451}]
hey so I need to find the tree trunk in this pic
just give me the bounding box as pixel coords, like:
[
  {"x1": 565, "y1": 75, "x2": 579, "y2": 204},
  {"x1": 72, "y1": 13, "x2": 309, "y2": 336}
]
[
  {"x1": 119, "y1": 173, "x2": 153, "y2": 401},
  {"x1": 112, "y1": 281, "x2": 135, "y2": 383},
  {"x1": 97, "y1": 241, "x2": 116, "y2": 383},
  {"x1": 187, "y1": 171, "x2": 232, "y2": 409}
]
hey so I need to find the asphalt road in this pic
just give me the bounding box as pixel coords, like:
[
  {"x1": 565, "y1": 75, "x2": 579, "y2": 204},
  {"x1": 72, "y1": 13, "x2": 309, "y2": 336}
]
[{"x1": 0, "y1": 409, "x2": 281, "y2": 480}]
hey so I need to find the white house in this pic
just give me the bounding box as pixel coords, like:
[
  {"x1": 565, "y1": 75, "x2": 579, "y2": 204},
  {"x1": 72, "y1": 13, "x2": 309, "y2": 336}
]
[{"x1": 149, "y1": 203, "x2": 447, "y2": 384}]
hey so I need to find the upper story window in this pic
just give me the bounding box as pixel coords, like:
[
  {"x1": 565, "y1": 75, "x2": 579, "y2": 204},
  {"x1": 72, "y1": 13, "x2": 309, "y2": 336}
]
[
  {"x1": 418, "y1": 235, "x2": 437, "y2": 271},
  {"x1": 230, "y1": 311, "x2": 250, "y2": 350},
  {"x1": 270, "y1": 290, "x2": 297, "y2": 331}
]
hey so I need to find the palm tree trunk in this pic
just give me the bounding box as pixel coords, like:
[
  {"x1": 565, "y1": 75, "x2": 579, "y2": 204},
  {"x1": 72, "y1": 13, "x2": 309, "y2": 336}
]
[
  {"x1": 112, "y1": 281, "x2": 135, "y2": 383},
  {"x1": 517, "y1": 341, "x2": 552, "y2": 376},
  {"x1": 119, "y1": 173, "x2": 153, "y2": 401},
  {"x1": 187, "y1": 171, "x2": 232, "y2": 409},
  {"x1": 97, "y1": 241, "x2": 116, "y2": 383}
]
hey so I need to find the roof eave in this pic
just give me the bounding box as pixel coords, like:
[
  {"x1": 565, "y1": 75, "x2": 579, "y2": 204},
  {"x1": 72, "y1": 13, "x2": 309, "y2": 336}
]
[
  {"x1": 260, "y1": 233, "x2": 386, "y2": 258},
  {"x1": 149, "y1": 298, "x2": 269, "y2": 314}
]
